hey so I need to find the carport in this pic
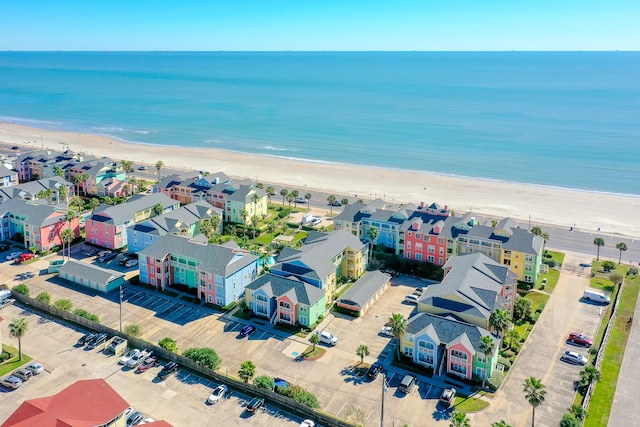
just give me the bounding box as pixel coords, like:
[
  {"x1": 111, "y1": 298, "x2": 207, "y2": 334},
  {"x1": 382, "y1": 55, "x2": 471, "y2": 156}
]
[
  {"x1": 57, "y1": 260, "x2": 125, "y2": 293},
  {"x1": 336, "y1": 270, "x2": 391, "y2": 316}
]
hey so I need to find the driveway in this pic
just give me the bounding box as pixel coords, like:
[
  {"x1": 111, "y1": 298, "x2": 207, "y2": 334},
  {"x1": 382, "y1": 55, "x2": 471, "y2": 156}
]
[{"x1": 468, "y1": 251, "x2": 600, "y2": 426}]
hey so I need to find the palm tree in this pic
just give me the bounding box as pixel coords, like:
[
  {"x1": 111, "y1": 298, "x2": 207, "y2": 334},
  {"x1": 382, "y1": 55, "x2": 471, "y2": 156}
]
[
  {"x1": 251, "y1": 215, "x2": 260, "y2": 238},
  {"x1": 251, "y1": 192, "x2": 260, "y2": 217},
  {"x1": 286, "y1": 194, "x2": 295, "y2": 213},
  {"x1": 541, "y1": 232, "x2": 550, "y2": 248},
  {"x1": 356, "y1": 344, "x2": 370, "y2": 364},
  {"x1": 290, "y1": 189, "x2": 300, "y2": 207},
  {"x1": 523, "y1": 376, "x2": 546, "y2": 427},
  {"x1": 58, "y1": 185, "x2": 68, "y2": 205},
  {"x1": 155, "y1": 160, "x2": 164, "y2": 181},
  {"x1": 266, "y1": 186, "x2": 275, "y2": 204},
  {"x1": 489, "y1": 309, "x2": 511, "y2": 338},
  {"x1": 240, "y1": 210, "x2": 248, "y2": 225},
  {"x1": 279, "y1": 188, "x2": 288, "y2": 206},
  {"x1": 479, "y1": 335, "x2": 495, "y2": 390},
  {"x1": 89, "y1": 197, "x2": 100, "y2": 210},
  {"x1": 616, "y1": 242, "x2": 628, "y2": 265},
  {"x1": 388, "y1": 313, "x2": 407, "y2": 361},
  {"x1": 78, "y1": 172, "x2": 90, "y2": 196},
  {"x1": 580, "y1": 366, "x2": 602, "y2": 386},
  {"x1": 505, "y1": 329, "x2": 520, "y2": 351},
  {"x1": 341, "y1": 197, "x2": 349, "y2": 206},
  {"x1": 491, "y1": 421, "x2": 512, "y2": 427},
  {"x1": 152, "y1": 203, "x2": 164, "y2": 216},
  {"x1": 449, "y1": 410, "x2": 471, "y2": 427},
  {"x1": 310, "y1": 333, "x2": 320, "y2": 352},
  {"x1": 238, "y1": 360, "x2": 256, "y2": 383},
  {"x1": 53, "y1": 165, "x2": 64, "y2": 177},
  {"x1": 327, "y1": 194, "x2": 337, "y2": 213},
  {"x1": 568, "y1": 404, "x2": 588, "y2": 421},
  {"x1": 37, "y1": 189, "x2": 49, "y2": 204},
  {"x1": 593, "y1": 237, "x2": 605, "y2": 261},
  {"x1": 199, "y1": 219, "x2": 214, "y2": 240},
  {"x1": 368, "y1": 226, "x2": 379, "y2": 262},
  {"x1": 530, "y1": 226, "x2": 542, "y2": 236},
  {"x1": 210, "y1": 215, "x2": 221, "y2": 235},
  {"x1": 9, "y1": 317, "x2": 29, "y2": 361},
  {"x1": 305, "y1": 192, "x2": 312, "y2": 211},
  {"x1": 121, "y1": 160, "x2": 133, "y2": 178},
  {"x1": 61, "y1": 229, "x2": 75, "y2": 260},
  {"x1": 490, "y1": 219, "x2": 498, "y2": 228}
]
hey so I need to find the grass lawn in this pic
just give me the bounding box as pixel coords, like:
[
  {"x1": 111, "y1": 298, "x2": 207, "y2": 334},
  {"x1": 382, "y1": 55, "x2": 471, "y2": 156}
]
[
  {"x1": 0, "y1": 345, "x2": 32, "y2": 376},
  {"x1": 301, "y1": 345, "x2": 326, "y2": 360},
  {"x1": 454, "y1": 394, "x2": 490, "y2": 412},
  {"x1": 524, "y1": 291, "x2": 550, "y2": 313},
  {"x1": 546, "y1": 250, "x2": 565, "y2": 266},
  {"x1": 584, "y1": 270, "x2": 639, "y2": 427},
  {"x1": 538, "y1": 268, "x2": 560, "y2": 293}
]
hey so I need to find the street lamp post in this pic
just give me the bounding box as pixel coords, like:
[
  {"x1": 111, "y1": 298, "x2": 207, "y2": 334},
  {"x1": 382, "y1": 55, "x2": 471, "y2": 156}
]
[
  {"x1": 380, "y1": 372, "x2": 387, "y2": 427},
  {"x1": 119, "y1": 285, "x2": 123, "y2": 332}
]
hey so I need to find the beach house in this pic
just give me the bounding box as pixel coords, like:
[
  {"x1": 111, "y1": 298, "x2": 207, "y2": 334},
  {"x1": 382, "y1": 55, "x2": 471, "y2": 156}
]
[
  {"x1": 0, "y1": 176, "x2": 73, "y2": 206},
  {"x1": 85, "y1": 193, "x2": 179, "y2": 249},
  {"x1": 155, "y1": 171, "x2": 231, "y2": 206},
  {"x1": 138, "y1": 234, "x2": 258, "y2": 306},
  {"x1": 0, "y1": 199, "x2": 80, "y2": 252},
  {"x1": 12, "y1": 149, "x2": 84, "y2": 182},
  {"x1": 126, "y1": 200, "x2": 222, "y2": 254},
  {"x1": 67, "y1": 159, "x2": 127, "y2": 197},
  {"x1": 270, "y1": 230, "x2": 367, "y2": 303},
  {"x1": 244, "y1": 273, "x2": 326, "y2": 327},
  {"x1": 0, "y1": 164, "x2": 18, "y2": 188}
]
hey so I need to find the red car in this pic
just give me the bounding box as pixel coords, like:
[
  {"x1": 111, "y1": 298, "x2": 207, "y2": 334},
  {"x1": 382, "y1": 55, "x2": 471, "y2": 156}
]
[
  {"x1": 568, "y1": 332, "x2": 593, "y2": 347},
  {"x1": 15, "y1": 253, "x2": 34, "y2": 264},
  {"x1": 136, "y1": 356, "x2": 159, "y2": 373}
]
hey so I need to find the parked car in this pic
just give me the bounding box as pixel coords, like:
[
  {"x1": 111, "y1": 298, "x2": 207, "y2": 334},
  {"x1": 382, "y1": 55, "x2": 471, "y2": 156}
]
[
  {"x1": 294, "y1": 197, "x2": 307, "y2": 204},
  {"x1": 26, "y1": 362, "x2": 44, "y2": 375},
  {"x1": 6, "y1": 252, "x2": 22, "y2": 261},
  {"x1": 85, "y1": 248, "x2": 99, "y2": 257},
  {"x1": 77, "y1": 333, "x2": 96, "y2": 346},
  {"x1": 316, "y1": 330, "x2": 338, "y2": 346},
  {"x1": 328, "y1": 200, "x2": 342, "y2": 207},
  {"x1": 239, "y1": 324, "x2": 257, "y2": 338},
  {"x1": 15, "y1": 253, "x2": 35, "y2": 263},
  {"x1": 127, "y1": 349, "x2": 152, "y2": 368},
  {"x1": 139, "y1": 419, "x2": 156, "y2": 425},
  {"x1": 207, "y1": 384, "x2": 228, "y2": 404},
  {"x1": 120, "y1": 349, "x2": 141, "y2": 365},
  {"x1": 99, "y1": 252, "x2": 117, "y2": 263},
  {"x1": 439, "y1": 388, "x2": 457, "y2": 407},
  {"x1": 404, "y1": 294, "x2": 419, "y2": 304},
  {"x1": 398, "y1": 374, "x2": 417, "y2": 393},
  {"x1": 126, "y1": 411, "x2": 144, "y2": 426},
  {"x1": 366, "y1": 363, "x2": 383, "y2": 380},
  {"x1": 138, "y1": 166, "x2": 148, "y2": 170},
  {"x1": 13, "y1": 368, "x2": 33, "y2": 381},
  {"x1": 560, "y1": 350, "x2": 588, "y2": 365},
  {"x1": 300, "y1": 420, "x2": 315, "y2": 427},
  {"x1": 125, "y1": 259, "x2": 139, "y2": 268},
  {"x1": 136, "y1": 356, "x2": 159, "y2": 373},
  {"x1": 156, "y1": 361, "x2": 179, "y2": 380},
  {"x1": 380, "y1": 326, "x2": 394, "y2": 337},
  {"x1": 568, "y1": 332, "x2": 593, "y2": 347},
  {"x1": 245, "y1": 397, "x2": 265, "y2": 414},
  {"x1": 86, "y1": 333, "x2": 108, "y2": 349},
  {"x1": 0, "y1": 375, "x2": 23, "y2": 390},
  {"x1": 412, "y1": 287, "x2": 424, "y2": 296}
]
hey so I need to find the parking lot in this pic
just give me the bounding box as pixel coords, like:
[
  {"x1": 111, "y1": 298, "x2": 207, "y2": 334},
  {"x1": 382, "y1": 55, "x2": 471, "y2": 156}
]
[
  {"x1": 1, "y1": 245, "x2": 451, "y2": 426},
  {"x1": 0, "y1": 304, "x2": 306, "y2": 427}
]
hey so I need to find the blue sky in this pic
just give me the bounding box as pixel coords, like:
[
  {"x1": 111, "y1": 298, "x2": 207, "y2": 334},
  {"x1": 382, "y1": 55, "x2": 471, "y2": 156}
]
[{"x1": 1, "y1": 0, "x2": 638, "y2": 51}]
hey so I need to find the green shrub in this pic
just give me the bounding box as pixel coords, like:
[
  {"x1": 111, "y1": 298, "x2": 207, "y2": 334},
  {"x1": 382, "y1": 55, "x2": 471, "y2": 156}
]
[
  {"x1": 54, "y1": 299, "x2": 73, "y2": 311},
  {"x1": 560, "y1": 413, "x2": 580, "y2": 427},
  {"x1": 542, "y1": 259, "x2": 557, "y2": 267},
  {"x1": 0, "y1": 350, "x2": 13, "y2": 362},
  {"x1": 158, "y1": 337, "x2": 178, "y2": 352},
  {"x1": 73, "y1": 308, "x2": 100, "y2": 323},
  {"x1": 12, "y1": 283, "x2": 30, "y2": 296},
  {"x1": 278, "y1": 385, "x2": 320, "y2": 408},
  {"x1": 254, "y1": 375, "x2": 275, "y2": 390},
  {"x1": 124, "y1": 324, "x2": 141, "y2": 337},
  {"x1": 35, "y1": 291, "x2": 51, "y2": 304},
  {"x1": 183, "y1": 347, "x2": 222, "y2": 371},
  {"x1": 277, "y1": 208, "x2": 290, "y2": 218},
  {"x1": 487, "y1": 371, "x2": 505, "y2": 391}
]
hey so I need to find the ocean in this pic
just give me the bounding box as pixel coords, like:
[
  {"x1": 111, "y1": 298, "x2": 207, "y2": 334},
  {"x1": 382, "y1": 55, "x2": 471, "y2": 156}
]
[{"x1": 1, "y1": 51, "x2": 639, "y2": 195}]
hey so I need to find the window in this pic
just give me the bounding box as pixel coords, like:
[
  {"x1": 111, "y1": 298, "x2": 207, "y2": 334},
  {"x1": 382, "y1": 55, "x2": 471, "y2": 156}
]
[
  {"x1": 406, "y1": 251, "x2": 411, "y2": 258},
  {"x1": 404, "y1": 347, "x2": 413, "y2": 357},
  {"x1": 451, "y1": 363, "x2": 467, "y2": 376},
  {"x1": 427, "y1": 255, "x2": 434, "y2": 263},
  {"x1": 475, "y1": 367, "x2": 485, "y2": 378},
  {"x1": 451, "y1": 349, "x2": 467, "y2": 359},
  {"x1": 428, "y1": 245, "x2": 435, "y2": 253},
  {"x1": 208, "y1": 283, "x2": 212, "y2": 291},
  {"x1": 416, "y1": 253, "x2": 422, "y2": 261},
  {"x1": 208, "y1": 295, "x2": 213, "y2": 303}
]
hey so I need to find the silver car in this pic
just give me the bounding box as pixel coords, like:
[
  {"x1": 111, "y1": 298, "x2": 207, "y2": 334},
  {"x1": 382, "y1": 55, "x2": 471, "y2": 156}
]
[
  {"x1": 560, "y1": 350, "x2": 588, "y2": 365},
  {"x1": 13, "y1": 368, "x2": 32, "y2": 381},
  {"x1": 1, "y1": 375, "x2": 23, "y2": 390}
]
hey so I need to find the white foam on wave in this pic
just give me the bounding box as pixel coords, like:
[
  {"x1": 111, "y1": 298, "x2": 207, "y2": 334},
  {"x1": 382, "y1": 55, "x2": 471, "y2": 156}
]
[
  {"x1": 0, "y1": 115, "x2": 64, "y2": 127},
  {"x1": 92, "y1": 126, "x2": 125, "y2": 133},
  {"x1": 263, "y1": 145, "x2": 287, "y2": 151}
]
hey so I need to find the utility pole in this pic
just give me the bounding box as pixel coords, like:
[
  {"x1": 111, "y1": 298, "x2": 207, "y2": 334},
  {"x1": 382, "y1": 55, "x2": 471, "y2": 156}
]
[
  {"x1": 380, "y1": 372, "x2": 386, "y2": 427},
  {"x1": 119, "y1": 285, "x2": 123, "y2": 332}
]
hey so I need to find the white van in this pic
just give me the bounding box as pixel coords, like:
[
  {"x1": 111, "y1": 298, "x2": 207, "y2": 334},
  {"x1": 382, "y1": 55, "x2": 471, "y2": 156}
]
[
  {"x1": 404, "y1": 294, "x2": 419, "y2": 304},
  {"x1": 583, "y1": 289, "x2": 610, "y2": 304},
  {"x1": 316, "y1": 330, "x2": 338, "y2": 346}
]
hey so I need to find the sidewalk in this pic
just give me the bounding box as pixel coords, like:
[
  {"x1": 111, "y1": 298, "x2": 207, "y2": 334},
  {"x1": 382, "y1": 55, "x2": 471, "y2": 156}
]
[{"x1": 607, "y1": 292, "x2": 640, "y2": 426}]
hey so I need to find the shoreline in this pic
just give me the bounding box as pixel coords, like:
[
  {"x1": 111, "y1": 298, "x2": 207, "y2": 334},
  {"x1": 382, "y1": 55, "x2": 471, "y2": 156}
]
[{"x1": 2, "y1": 121, "x2": 639, "y2": 238}]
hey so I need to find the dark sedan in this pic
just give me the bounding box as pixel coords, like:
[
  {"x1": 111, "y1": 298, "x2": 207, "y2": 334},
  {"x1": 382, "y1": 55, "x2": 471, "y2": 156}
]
[{"x1": 239, "y1": 325, "x2": 257, "y2": 338}]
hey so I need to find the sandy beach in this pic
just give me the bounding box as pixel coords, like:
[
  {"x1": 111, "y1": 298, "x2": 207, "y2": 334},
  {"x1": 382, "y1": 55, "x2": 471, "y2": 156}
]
[{"x1": 2, "y1": 122, "x2": 639, "y2": 238}]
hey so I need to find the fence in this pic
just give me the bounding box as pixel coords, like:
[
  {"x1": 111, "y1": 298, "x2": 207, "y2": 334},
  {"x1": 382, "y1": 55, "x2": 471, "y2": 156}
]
[
  {"x1": 11, "y1": 291, "x2": 355, "y2": 427},
  {"x1": 581, "y1": 278, "x2": 624, "y2": 411}
]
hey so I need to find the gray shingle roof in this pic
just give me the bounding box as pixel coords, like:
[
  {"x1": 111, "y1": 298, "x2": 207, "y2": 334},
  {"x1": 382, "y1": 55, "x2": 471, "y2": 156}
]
[
  {"x1": 406, "y1": 312, "x2": 498, "y2": 352},
  {"x1": 90, "y1": 193, "x2": 178, "y2": 225},
  {"x1": 273, "y1": 230, "x2": 365, "y2": 281},
  {"x1": 57, "y1": 260, "x2": 124, "y2": 286},
  {"x1": 337, "y1": 270, "x2": 391, "y2": 308},
  {"x1": 420, "y1": 253, "x2": 516, "y2": 321},
  {"x1": 139, "y1": 234, "x2": 257, "y2": 277},
  {"x1": 0, "y1": 198, "x2": 66, "y2": 227},
  {"x1": 132, "y1": 201, "x2": 221, "y2": 236},
  {"x1": 462, "y1": 219, "x2": 543, "y2": 255},
  {"x1": 246, "y1": 273, "x2": 325, "y2": 306},
  {"x1": 0, "y1": 176, "x2": 72, "y2": 202},
  {"x1": 0, "y1": 164, "x2": 16, "y2": 177}
]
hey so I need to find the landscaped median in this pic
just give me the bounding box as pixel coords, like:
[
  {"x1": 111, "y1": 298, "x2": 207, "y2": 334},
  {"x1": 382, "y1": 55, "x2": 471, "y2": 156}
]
[
  {"x1": 583, "y1": 263, "x2": 639, "y2": 427},
  {"x1": 0, "y1": 345, "x2": 32, "y2": 376}
]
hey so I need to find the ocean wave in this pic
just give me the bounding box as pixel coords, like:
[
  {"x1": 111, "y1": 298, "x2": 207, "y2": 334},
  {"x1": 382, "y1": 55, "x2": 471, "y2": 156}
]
[
  {"x1": 92, "y1": 126, "x2": 125, "y2": 133},
  {"x1": 263, "y1": 145, "x2": 287, "y2": 151},
  {"x1": 0, "y1": 115, "x2": 64, "y2": 127}
]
